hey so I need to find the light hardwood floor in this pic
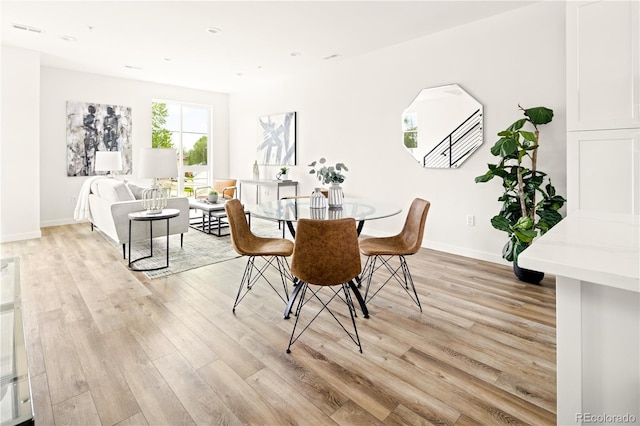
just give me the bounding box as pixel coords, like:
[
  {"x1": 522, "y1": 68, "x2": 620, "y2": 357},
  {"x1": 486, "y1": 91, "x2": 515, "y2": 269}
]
[{"x1": 2, "y1": 223, "x2": 556, "y2": 425}]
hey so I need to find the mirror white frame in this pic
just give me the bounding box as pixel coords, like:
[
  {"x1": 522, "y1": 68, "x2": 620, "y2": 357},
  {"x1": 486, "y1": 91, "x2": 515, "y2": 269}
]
[{"x1": 402, "y1": 84, "x2": 483, "y2": 168}]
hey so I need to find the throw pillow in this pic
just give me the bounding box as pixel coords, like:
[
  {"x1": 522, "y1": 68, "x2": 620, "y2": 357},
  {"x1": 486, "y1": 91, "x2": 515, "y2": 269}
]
[
  {"x1": 126, "y1": 182, "x2": 146, "y2": 200},
  {"x1": 95, "y1": 179, "x2": 135, "y2": 202}
]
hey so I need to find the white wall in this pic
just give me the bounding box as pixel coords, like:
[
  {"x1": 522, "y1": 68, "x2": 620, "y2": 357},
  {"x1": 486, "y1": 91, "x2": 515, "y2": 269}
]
[
  {"x1": 1, "y1": 46, "x2": 41, "y2": 242},
  {"x1": 229, "y1": 1, "x2": 567, "y2": 264},
  {"x1": 38, "y1": 67, "x2": 230, "y2": 227}
]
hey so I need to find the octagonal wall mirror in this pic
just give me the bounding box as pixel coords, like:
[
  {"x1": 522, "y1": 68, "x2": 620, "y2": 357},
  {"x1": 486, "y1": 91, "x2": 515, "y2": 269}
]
[{"x1": 402, "y1": 84, "x2": 483, "y2": 168}]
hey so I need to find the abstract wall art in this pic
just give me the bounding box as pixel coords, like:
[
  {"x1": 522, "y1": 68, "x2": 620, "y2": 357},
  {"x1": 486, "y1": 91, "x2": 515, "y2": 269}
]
[
  {"x1": 66, "y1": 101, "x2": 132, "y2": 176},
  {"x1": 257, "y1": 112, "x2": 296, "y2": 166}
]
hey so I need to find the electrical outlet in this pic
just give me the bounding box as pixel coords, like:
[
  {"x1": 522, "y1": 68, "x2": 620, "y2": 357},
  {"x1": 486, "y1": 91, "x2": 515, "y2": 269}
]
[{"x1": 466, "y1": 214, "x2": 475, "y2": 226}]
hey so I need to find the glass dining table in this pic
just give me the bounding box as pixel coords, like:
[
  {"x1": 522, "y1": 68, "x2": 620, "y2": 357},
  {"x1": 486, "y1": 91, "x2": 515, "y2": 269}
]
[
  {"x1": 246, "y1": 198, "x2": 402, "y2": 238},
  {"x1": 246, "y1": 198, "x2": 403, "y2": 320}
]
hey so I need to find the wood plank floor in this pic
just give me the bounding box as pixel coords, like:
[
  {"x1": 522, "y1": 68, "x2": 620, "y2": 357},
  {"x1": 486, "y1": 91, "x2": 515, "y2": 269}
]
[{"x1": 1, "y1": 222, "x2": 557, "y2": 425}]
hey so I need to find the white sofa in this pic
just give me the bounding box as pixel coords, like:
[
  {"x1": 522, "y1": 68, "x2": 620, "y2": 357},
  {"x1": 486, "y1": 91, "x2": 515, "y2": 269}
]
[{"x1": 87, "y1": 179, "x2": 190, "y2": 258}]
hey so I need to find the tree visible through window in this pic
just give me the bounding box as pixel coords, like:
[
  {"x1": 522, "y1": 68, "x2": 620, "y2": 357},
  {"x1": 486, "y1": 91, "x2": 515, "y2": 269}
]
[
  {"x1": 152, "y1": 103, "x2": 173, "y2": 148},
  {"x1": 152, "y1": 101, "x2": 210, "y2": 196}
]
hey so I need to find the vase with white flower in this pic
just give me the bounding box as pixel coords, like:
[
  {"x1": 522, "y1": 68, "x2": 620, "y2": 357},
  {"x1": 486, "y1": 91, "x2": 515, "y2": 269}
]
[{"x1": 308, "y1": 158, "x2": 348, "y2": 208}]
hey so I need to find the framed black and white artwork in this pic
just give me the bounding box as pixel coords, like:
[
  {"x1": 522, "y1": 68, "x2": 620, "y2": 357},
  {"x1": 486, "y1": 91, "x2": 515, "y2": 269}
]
[
  {"x1": 257, "y1": 112, "x2": 296, "y2": 166},
  {"x1": 66, "y1": 101, "x2": 132, "y2": 176}
]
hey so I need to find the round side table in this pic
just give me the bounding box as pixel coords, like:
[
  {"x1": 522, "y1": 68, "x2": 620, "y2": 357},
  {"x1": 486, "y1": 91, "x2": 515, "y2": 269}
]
[{"x1": 128, "y1": 208, "x2": 180, "y2": 271}]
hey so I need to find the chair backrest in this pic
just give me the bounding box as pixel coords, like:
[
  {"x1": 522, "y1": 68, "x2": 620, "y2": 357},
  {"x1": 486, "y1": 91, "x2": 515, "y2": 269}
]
[
  {"x1": 399, "y1": 198, "x2": 431, "y2": 255},
  {"x1": 212, "y1": 179, "x2": 237, "y2": 199},
  {"x1": 291, "y1": 218, "x2": 361, "y2": 286},
  {"x1": 224, "y1": 199, "x2": 254, "y2": 255}
]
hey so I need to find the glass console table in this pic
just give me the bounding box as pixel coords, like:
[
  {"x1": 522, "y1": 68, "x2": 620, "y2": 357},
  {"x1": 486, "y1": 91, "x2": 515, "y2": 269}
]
[{"x1": 1, "y1": 257, "x2": 34, "y2": 425}]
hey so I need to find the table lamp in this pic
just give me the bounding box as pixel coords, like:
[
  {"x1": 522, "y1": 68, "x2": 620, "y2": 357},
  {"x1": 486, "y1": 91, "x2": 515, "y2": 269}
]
[
  {"x1": 94, "y1": 151, "x2": 123, "y2": 177},
  {"x1": 138, "y1": 148, "x2": 178, "y2": 214}
]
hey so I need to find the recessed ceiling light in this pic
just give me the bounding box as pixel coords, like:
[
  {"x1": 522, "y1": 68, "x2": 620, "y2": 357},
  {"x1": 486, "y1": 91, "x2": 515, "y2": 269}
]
[
  {"x1": 290, "y1": 52, "x2": 301, "y2": 57},
  {"x1": 60, "y1": 35, "x2": 77, "y2": 42},
  {"x1": 164, "y1": 58, "x2": 172, "y2": 62},
  {"x1": 124, "y1": 65, "x2": 143, "y2": 70},
  {"x1": 206, "y1": 27, "x2": 222, "y2": 34},
  {"x1": 236, "y1": 72, "x2": 243, "y2": 77},
  {"x1": 12, "y1": 23, "x2": 42, "y2": 33},
  {"x1": 323, "y1": 53, "x2": 341, "y2": 60}
]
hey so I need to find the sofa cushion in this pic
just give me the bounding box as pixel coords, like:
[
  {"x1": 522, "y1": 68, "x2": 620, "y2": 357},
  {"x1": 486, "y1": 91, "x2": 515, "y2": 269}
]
[
  {"x1": 93, "y1": 179, "x2": 135, "y2": 202},
  {"x1": 125, "y1": 182, "x2": 146, "y2": 200}
]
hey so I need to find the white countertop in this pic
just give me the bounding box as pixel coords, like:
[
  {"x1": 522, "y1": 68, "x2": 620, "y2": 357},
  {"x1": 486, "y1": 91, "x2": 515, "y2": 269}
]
[{"x1": 518, "y1": 210, "x2": 640, "y2": 293}]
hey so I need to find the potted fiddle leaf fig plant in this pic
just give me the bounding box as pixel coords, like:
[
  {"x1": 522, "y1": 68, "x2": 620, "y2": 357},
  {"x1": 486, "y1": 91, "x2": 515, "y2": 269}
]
[{"x1": 474, "y1": 105, "x2": 566, "y2": 284}]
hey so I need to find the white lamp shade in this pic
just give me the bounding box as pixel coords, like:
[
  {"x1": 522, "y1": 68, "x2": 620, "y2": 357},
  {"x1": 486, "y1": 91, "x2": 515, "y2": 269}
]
[
  {"x1": 138, "y1": 148, "x2": 178, "y2": 179},
  {"x1": 94, "y1": 151, "x2": 123, "y2": 172}
]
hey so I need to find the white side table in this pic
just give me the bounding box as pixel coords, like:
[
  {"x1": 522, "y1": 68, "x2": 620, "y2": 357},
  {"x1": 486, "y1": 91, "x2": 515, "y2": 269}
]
[{"x1": 128, "y1": 208, "x2": 180, "y2": 271}]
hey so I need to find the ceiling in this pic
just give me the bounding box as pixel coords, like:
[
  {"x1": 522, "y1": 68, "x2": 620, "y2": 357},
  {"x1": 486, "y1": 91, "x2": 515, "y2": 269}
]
[{"x1": 1, "y1": 1, "x2": 535, "y2": 93}]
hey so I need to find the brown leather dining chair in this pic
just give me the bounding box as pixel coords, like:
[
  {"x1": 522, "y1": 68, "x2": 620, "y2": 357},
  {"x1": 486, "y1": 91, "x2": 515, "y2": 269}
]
[
  {"x1": 286, "y1": 217, "x2": 365, "y2": 353},
  {"x1": 225, "y1": 199, "x2": 294, "y2": 312},
  {"x1": 358, "y1": 198, "x2": 431, "y2": 311}
]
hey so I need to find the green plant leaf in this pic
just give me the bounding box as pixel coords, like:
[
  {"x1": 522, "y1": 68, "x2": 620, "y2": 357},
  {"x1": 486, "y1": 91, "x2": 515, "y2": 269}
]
[
  {"x1": 507, "y1": 119, "x2": 527, "y2": 131},
  {"x1": 491, "y1": 137, "x2": 518, "y2": 157},
  {"x1": 491, "y1": 215, "x2": 512, "y2": 233},
  {"x1": 502, "y1": 239, "x2": 515, "y2": 261},
  {"x1": 513, "y1": 239, "x2": 529, "y2": 262},
  {"x1": 545, "y1": 181, "x2": 556, "y2": 197},
  {"x1": 514, "y1": 229, "x2": 537, "y2": 243},
  {"x1": 524, "y1": 106, "x2": 554, "y2": 125},
  {"x1": 537, "y1": 209, "x2": 563, "y2": 230},
  {"x1": 514, "y1": 216, "x2": 534, "y2": 230},
  {"x1": 520, "y1": 131, "x2": 537, "y2": 142},
  {"x1": 474, "y1": 170, "x2": 495, "y2": 183}
]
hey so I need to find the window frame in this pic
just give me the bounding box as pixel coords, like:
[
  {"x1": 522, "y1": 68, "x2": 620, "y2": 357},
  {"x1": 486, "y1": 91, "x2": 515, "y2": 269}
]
[{"x1": 152, "y1": 99, "x2": 212, "y2": 197}]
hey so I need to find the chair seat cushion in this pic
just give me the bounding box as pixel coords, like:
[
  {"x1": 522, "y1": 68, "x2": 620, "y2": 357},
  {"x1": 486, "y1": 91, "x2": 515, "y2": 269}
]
[
  {"x1": 359, "y1": 236, "x2": 413, "y2": 256},
  {"x1": 238, "y1": 237, "x2": 294, "y2": 257}
]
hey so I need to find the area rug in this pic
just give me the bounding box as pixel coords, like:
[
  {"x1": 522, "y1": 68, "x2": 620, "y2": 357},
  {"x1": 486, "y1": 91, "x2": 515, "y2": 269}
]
[{"x1": 99, "y1": 218, "x2": 284, "y2": 279}]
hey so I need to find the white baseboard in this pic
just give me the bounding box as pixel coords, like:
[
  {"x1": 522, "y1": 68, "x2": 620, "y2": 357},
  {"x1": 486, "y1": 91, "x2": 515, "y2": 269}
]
[
  {"x1": 424, "y1": 240, "x2": 508, "y2": 266},
  {"x1": 41, "y1": 218, "x2": 86, "y2": 227},
  {"x1": 362, "y1": 225, "x2": 508, "y2": 267},
  {"x1": 0, "y1": 230, "x2": 42, "y2": 243}
]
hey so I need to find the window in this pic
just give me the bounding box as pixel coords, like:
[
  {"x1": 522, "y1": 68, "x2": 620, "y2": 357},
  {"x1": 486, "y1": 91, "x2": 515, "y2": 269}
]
[{"x1": 152, "y1": 101, "x2": 211, "y2": 196}]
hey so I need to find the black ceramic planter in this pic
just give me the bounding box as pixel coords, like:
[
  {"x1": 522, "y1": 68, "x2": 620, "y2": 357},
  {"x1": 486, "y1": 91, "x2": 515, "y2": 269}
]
[{"x1": 513, "y1": 262, "x2": 544, "y2": 285}]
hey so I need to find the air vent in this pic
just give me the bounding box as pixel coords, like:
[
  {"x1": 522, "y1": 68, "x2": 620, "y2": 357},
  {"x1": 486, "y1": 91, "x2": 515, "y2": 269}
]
[{"x1": 12, "y1": 23, "x2": 43, "y2": 34}]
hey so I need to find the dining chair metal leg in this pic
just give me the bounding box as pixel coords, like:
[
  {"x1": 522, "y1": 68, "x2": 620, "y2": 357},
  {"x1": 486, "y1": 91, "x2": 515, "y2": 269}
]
[
  {"x1": 285, "y1": 279, "x2": 366, "y2": 319},
  {"x1": 283, "y1": 279, "x2": 303, "y2": 319},
  {"x1": 362, "y1": 255, "x2": 422, "y2": 311},
  {"x1": 286, "y1": 281, "x2": 362, "y2": 353},
  {"x1": 342, "y1": 283, "x2": 363, "y2": 353},
  {"x1": 347, "y1": 280, "x2": 369, "y2": 318},
  {"x1": 233, "y1": 255, "x2": 292, "y2": 312}
]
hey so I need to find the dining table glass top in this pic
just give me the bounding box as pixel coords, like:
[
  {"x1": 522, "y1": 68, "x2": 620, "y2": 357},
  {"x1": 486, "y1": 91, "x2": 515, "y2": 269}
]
[{"x1": 246, "y1": 198, "x2": 402, "y2": 222}]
